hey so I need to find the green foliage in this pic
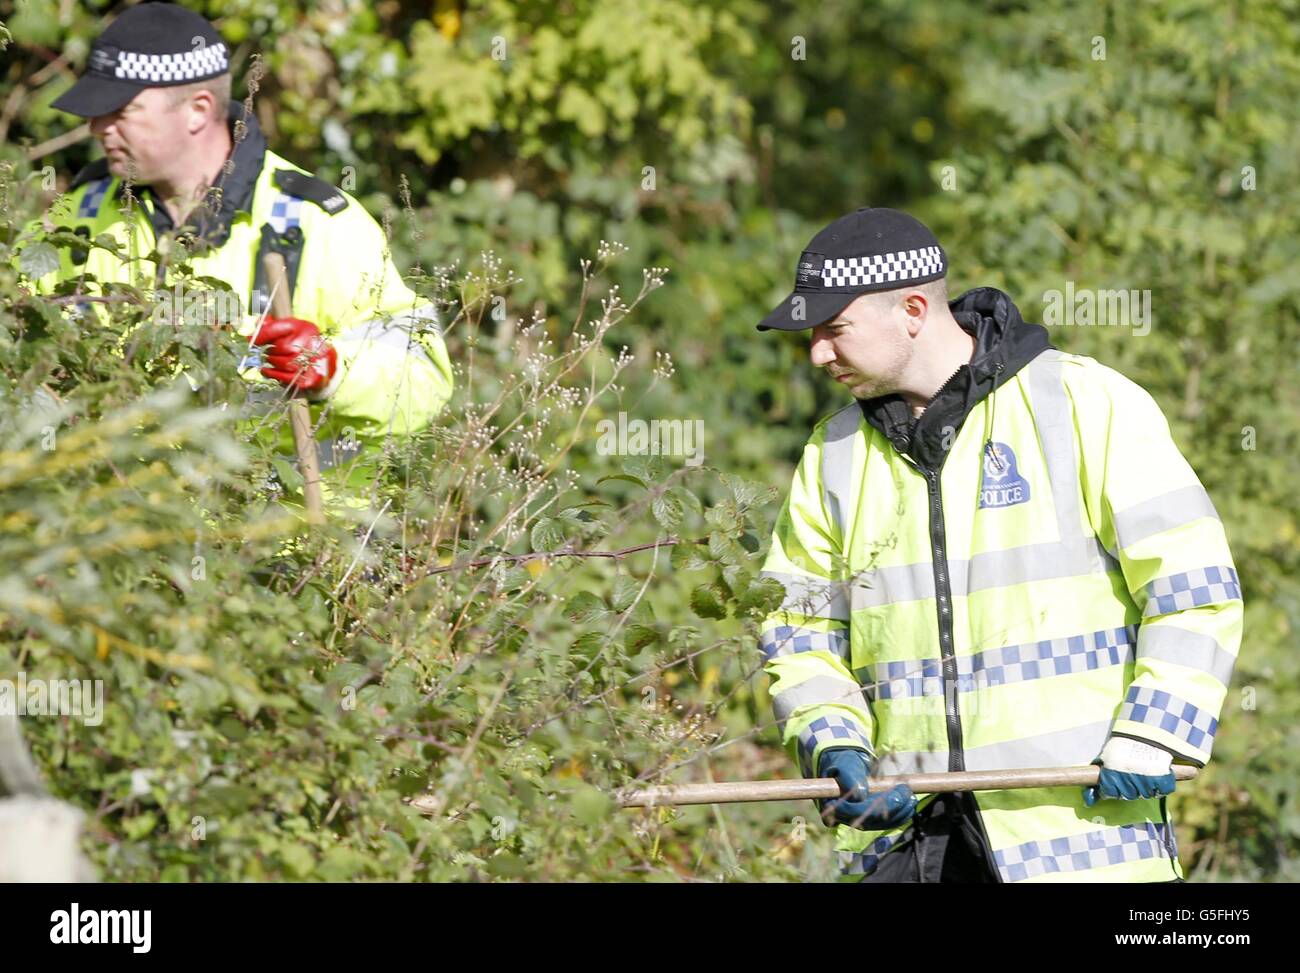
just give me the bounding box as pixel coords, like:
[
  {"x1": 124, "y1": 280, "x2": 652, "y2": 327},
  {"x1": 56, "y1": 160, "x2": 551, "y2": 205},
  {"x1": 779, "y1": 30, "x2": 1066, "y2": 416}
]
[{"x1": 0, "y1": 154, "x2": 826, "y2": 880}]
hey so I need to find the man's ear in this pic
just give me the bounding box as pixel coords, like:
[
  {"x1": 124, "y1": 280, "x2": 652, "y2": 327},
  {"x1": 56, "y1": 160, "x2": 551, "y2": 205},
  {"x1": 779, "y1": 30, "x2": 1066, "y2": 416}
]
[
  {"x1": 187, "y1": 90, "x2": 218, "y2": 134},
  {"x1": 902, "y1": 292, "x2": 929, "y2": 319},
  {"x1": 901, "y1": 291, "x2": 930, "y2": 336}
]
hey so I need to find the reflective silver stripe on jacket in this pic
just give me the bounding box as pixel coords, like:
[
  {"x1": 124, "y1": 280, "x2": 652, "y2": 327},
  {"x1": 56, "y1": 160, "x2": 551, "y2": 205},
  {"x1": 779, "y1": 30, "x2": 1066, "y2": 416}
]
[
  {"x1": 820, "y1": 404, "x2": 862, "y2": 540},
  {"x1": 332, "y1": 305, "x2": 441, "y2": 369},
  {"x1": 1026, "y1": 351, "x2": 1088, "y2": 544},
  {"x1": 1134, "y1": 625, "x2": 1236, "y2": 690},
  {"x1": 875, "y1": 720, "x2": 1111, "y2": 775},
  {"x1": 772, "y1": 674, "x2": 868, "y2": 735},
  {"x1": 759, "y1": 570, "x2": 851, "y2": 621},
  {"x1": 1113, "y1": 484, "x2": 1220, "y2": 550},
  {"x1": 849, "y1": 537, "x2": 1118, "y2": 609}
]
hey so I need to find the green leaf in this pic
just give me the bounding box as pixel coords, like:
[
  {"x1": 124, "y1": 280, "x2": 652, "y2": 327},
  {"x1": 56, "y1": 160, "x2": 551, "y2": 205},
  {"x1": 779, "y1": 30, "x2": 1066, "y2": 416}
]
[
  {"x1": 18, "y1": 242, "x2": 59, "y2": 279},
  {"x1": 690, "y1": 583, "x2": 727, "y2": 620},
  {"x1": 530, "y1": 516, "x2": 567, "y2": 552},
  {"x1": 670, "y1": 540, "x2": 710, "y2": 572},
  {"x1": 570, "y1": 783, "x2": 614, "y2": 826},
  {"x1": 672, "y1": 485, "x2": 704, "y2": 516},
  {"x1": 623, "y1": 623, "x2": 661, "y2": 651},
  {"x1": 651, "y1": 490, "x2": 684, "y2": 530},
  {"x1": 123, "y1": 812, "x2": 158, "y2": 841},
  {"x1": 708, "y1": 531, "x2": 742, "y2": 562},
  {"x1": 737, "y1": 576, "x2": 786, "y2": 616},
  {"x1": 557, "y1": 505, "x2": 599, "y2": 523},
  {"x1": 572, "y1": 631, "x2": 606, "y2": 656},
  {"x1": 596, "y1": 473, "x2": 646, "y2": 489},
  {"x1": 279, "y1": 842, "x2": 317, "y2": 878},
  {"x1": 317, "y1": 846, "x2": 370, "y2": 881},
  {"x1": 610, "y1": 574, "x2": 640, "y2": 612},
  {"x1": 271, "y1": 458, "x2": 304, "y2": 493},
  {"x1": 624, "y1": 455, "x2": 668, "y2": 483},
  {"x1": 705, "y1": 503, "x2": 739, "y2": 531},
  {"x1": 565, "y1": 591, "x2": 607, "y2": 624},
  {"x1": 721, "y1": 471, "x2": 760, "y2": 510}
]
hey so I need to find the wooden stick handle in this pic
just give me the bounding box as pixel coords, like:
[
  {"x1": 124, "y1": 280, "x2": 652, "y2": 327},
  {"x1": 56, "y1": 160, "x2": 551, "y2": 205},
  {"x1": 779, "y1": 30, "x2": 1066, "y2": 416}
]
[
  {"x1": 261, "y1": 252, "x2": 324, "y2": 524},
  {"x1": 616, "y1": 765, "x2": 1200, "y2": 808}
]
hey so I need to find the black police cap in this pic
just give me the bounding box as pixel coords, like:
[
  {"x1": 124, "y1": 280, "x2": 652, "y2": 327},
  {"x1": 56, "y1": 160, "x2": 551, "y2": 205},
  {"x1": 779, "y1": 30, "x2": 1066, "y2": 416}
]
[
  {"x1": 52, "y1": 3, "x2": 229, "y2": 118},
  {"x1": 756, "y1": 207, "x2": 947, "y2": 332}
]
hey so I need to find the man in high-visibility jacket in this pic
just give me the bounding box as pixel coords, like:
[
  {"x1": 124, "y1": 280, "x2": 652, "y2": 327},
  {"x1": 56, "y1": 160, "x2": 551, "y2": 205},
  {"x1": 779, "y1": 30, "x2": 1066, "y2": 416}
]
[
  {"x1": 20, "y1": 3, "x2": 453, "y2": 515},
  {"x1": 755, "y1": 207, "x2": 1243, "y2": 882}
]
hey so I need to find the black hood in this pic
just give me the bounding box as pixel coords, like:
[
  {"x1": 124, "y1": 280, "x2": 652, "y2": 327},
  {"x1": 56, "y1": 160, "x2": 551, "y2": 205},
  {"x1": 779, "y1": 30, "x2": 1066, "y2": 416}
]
[{"x1": 857, "y1": 286, "x2": 1054, "y2": 471}]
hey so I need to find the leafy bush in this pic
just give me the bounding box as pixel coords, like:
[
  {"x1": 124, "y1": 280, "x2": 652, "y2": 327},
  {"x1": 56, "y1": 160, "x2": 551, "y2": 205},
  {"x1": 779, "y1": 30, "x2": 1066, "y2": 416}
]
[{"x1": 0, "y1": 157, "x2": 839, "y2": 880}]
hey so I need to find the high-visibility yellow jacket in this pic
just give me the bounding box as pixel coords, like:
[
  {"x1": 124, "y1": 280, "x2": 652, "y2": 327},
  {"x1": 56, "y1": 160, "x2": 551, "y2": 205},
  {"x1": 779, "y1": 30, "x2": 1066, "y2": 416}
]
[
  {"x1": 23, "y1": 108, "x2": 453, "y2": 512},
  {"x1": 759, "y1": 287, "x2": 1243, "y2": 883}
]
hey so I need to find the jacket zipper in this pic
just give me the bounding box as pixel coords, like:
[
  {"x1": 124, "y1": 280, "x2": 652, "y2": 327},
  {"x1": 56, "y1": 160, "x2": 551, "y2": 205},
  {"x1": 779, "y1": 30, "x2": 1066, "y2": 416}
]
[
  {"x1": 919, "y1": 460, "x2": 1003, "y2": 881},
  {"x1": 924, "y1": 469, "x2": 963, "y2": 770}
]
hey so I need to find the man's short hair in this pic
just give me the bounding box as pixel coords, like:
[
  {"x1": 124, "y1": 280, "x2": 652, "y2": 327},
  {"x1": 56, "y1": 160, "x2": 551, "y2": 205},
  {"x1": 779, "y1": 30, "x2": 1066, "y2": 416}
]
[
  {"x1": 860, "y1": 276, "x2": 949, "y2": 311},
  {"x1": 166, "y1": 72, "x2": 231, "y2": 118}
]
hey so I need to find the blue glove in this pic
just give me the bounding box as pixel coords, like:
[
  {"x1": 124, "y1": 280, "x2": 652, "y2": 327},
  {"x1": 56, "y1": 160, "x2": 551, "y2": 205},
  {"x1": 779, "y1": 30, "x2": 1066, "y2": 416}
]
[
  {"x1": 817, "y1": 747, "x2": 917, "y2": 830},
  {"x1": 1082, "y1": 737, "x2": 1177, "y2": 807}
]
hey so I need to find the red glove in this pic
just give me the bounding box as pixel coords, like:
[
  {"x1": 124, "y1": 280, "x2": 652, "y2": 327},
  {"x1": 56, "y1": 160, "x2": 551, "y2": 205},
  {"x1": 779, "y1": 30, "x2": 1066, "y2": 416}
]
[{"x1": 251, "y1": 315, "x2": 338, "y2": 392}]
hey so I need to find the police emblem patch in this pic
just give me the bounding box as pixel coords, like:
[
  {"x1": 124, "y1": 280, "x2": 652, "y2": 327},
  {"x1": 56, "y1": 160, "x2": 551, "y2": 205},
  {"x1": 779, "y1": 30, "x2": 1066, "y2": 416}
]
[
  {"x1": 978, "y1": 441, "x2": 1031, "y2": 509},
  {"x1": 795, "y1": 250, "x2": 826, "y2": 287}
]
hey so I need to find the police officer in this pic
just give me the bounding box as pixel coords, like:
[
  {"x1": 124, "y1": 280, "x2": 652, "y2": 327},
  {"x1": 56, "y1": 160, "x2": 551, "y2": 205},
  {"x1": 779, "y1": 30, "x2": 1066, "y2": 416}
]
[
  {"x1": 28, "y1": 3, "x2": 453, "y2": 513},
  {"x1": 755, "y1": 208, "x2": 1243, "y2": 882}
]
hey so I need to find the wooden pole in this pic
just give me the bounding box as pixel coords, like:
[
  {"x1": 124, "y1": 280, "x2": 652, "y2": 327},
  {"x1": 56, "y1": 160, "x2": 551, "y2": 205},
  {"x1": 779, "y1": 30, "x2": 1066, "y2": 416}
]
[
  {"x1": 261, "y1": 252, "x2": 324, "y2": 524},
  {"x1": 616, "y1": 764, "x2": 1200, "y2": 808}
]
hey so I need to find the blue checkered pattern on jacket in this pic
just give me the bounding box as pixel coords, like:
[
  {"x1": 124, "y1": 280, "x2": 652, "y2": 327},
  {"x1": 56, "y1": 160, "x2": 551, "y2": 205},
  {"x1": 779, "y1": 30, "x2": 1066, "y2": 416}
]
[
  {"x1": 1143, "y1": 565, "x2": 1240, "y2": 617},
  {"x1": 861, "y1": 625, "x2": 1137, "y2": 700},
  {"x1": 1119, "y1": 685, "x2": 1217, "y2": 751},
  {"x1": 759, "y1": 625, "x2": 849, "y2": 662},
  {"x1": 840, "y1": 832, "x2": 903, "y2": 876},
  {"x1": 796, "y1": 714, "x2": 872, "y2": 776},
  {"x1": 78, "y1": 177, "x2": 112, "y2": 218},
  {"x1": 994, "y1": 821, "x2": 1175, "y2": 882},
  {"x1": 266, "y1": 194, "x2": 304, "y2": 234}
]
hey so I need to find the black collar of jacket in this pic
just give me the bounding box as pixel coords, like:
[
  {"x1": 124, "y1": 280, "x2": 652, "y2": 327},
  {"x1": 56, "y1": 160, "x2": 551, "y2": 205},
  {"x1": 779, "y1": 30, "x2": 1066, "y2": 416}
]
[
  {"x1": 102, "y1": 103, "x2": 267, "y2": 248},
  {"x1": 856, "y1": 286, "x2": 1055, "y2": 472}
]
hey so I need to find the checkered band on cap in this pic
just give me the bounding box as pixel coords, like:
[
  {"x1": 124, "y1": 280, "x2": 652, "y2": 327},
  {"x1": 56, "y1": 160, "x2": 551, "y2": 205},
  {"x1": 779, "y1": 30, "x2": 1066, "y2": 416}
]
[
  {"x1": 112, "y1": 42, "x2": 229, "y2": 83},
  {"x1": 822, "y1": 245, "x2": 945, "y2": 288}
]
